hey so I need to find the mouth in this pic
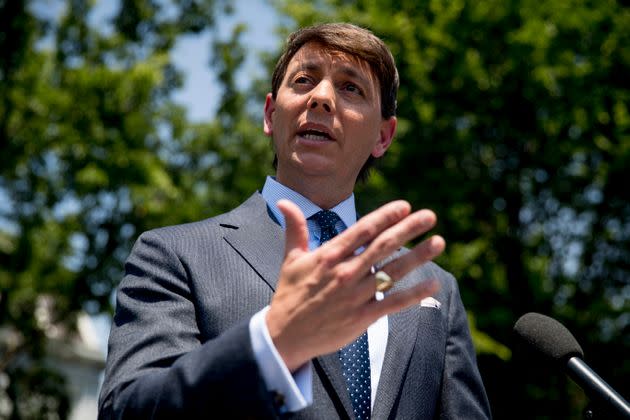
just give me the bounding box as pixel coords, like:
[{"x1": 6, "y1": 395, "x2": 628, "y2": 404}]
[
  {"x1": 298, "y1": 129, "x2": 332, "y2": 141},
  {"x1": 296, "y1": 126, "x2": 335, "y2": 142}
]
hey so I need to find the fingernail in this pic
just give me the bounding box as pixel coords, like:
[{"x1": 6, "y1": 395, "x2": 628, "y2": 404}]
[{"x1": 430, "y1": 236, "x2": 445, "y2": 253}]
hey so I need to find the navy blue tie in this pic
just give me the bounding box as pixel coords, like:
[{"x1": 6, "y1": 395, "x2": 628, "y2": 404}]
[{"x1": 311, "y1": 210, "x2": 371, "y2": 420}]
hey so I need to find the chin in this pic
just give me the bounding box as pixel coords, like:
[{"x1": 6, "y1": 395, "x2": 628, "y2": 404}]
[{"x1": 291, "y1": 155, "x2": 336, "y2": 174}]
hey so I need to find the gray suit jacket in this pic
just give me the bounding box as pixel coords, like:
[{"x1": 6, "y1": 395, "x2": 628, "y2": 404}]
[{"x1": 98, "y1": 193, "x2": 491, "y2": 419}]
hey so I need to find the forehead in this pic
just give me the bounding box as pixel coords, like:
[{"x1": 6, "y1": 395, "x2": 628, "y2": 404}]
[{"x1": 287, "y1": 42, "x2": 378, "y2": 85}]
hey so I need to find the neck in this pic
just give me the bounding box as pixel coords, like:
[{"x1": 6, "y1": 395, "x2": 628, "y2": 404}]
[{"x1": 275, "y1": 171, "x2": 355, "y2": 210}]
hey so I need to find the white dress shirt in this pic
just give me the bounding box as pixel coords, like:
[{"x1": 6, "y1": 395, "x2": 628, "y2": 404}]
[{"x1": 249, "y1": 176, "x2": 388, "y2": 412}]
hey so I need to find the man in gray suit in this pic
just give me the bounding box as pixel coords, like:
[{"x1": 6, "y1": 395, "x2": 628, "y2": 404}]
[{"x1": 99, "y1": 23, "x2": 491, "y2": 419}]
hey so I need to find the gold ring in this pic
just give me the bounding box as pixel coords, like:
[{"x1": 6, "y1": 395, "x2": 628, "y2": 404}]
[{"x1": 375, "y1": 270, "x2": 393, "y2": 292}]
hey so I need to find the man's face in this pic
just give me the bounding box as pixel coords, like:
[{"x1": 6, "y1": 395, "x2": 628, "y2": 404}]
[{"x1": 264, "y1": 42, "x2": 396, "y2": 191}]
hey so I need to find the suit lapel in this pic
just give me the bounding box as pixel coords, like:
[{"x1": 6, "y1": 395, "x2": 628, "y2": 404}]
[
  {"x1": 313, "y1": 353, "x2": 355, "y2": 419},
  {"x1": 371, "y1": 295, "x2": 422, "y2": 418},
  {"x1": 222, "y1": 194, "x2": 284, "y2": 291}
]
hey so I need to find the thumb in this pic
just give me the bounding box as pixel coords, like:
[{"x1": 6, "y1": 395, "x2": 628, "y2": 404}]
[{"x1": 277, "y1": 199, "x2": 309, "y2": 260}]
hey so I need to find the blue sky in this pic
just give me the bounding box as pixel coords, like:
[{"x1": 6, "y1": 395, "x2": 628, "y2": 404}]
[
  {"x1": 83, "y1": 0, "x2": 280, "y2": 122},
  {"x1": 171, "y1": 1, "x2": 280, "y2": 122},
  {"x1": 31, "y1": 0, "x2": 280, "y2": 121}
]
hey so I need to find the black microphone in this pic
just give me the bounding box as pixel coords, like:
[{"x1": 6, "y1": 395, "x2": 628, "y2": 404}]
[{"x1": 514, "y1": 312, "x2": 630, "y2": 419}]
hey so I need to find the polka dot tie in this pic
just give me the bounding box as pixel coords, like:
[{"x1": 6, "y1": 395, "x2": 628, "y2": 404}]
[
  {"x1": 311, "y1": 209, "x2": 341, "y2": 244},
  {"x1": 339, "y1": 332, "x2": 371, "y2": 420},
  {"x1": 310, "y1": 210, "x2": 372, "y2": 419}
]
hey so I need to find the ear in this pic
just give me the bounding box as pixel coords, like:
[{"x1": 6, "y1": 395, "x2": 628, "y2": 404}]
[
  {"x1": 371, "y1": 116, "x2": 397, "y2": 158},
  {"x1": 263, "y1": 93, "x2": 275, "y2": 137}
]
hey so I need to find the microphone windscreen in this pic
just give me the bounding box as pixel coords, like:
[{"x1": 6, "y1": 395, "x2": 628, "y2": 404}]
[{"x1": 514, "y1": 312, "x2": 584, "y2": 363}]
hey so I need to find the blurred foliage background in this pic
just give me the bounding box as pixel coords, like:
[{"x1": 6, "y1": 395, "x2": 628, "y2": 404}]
[{"x1": 1, "y1": 0, "x2": 628, "y2": 418}]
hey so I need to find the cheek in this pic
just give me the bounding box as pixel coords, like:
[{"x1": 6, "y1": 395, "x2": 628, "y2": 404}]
[
  {"x1": 346, "y1": 105, "x2": 379, "y2": 125},
  {"x1": 347, "y1": 112, "x2": 382, "y2": 142},
  {"x1": 275, "y1": 102, "x2": 299, "y2": 127}
]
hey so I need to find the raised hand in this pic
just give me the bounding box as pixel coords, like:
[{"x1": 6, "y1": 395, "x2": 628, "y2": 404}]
[{"x1": 266, "y1": 199, "x2": 446, "y2": 372}]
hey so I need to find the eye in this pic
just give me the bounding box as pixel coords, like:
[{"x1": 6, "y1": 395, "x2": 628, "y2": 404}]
[
  {"x1": 294, "y1": 75, "x2": 312, "y2": 85},
  {"x1": 342, "y1": 82, "x2": 364, "y2": 96}
]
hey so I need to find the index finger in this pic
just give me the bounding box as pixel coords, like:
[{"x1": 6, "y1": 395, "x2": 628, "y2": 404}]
[{"x1": 323, "y1": 200, "x2": 411, "y2": 260}]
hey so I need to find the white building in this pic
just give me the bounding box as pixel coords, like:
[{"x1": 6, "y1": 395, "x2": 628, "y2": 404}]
[{"x1": 46, "y1": 313, "x2": 107, "y2": 420}]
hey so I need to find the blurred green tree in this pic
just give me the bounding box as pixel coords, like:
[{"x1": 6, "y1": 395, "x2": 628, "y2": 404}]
[
  {"x1": 2, "y1": 0, "x2": 629, "y2": 418},
  {"x1": 0, "y1": 0, "x2": 271, "y2": 417},
  {"x1": 273, "y1": 0, "x2": 629, "y2": 418}
]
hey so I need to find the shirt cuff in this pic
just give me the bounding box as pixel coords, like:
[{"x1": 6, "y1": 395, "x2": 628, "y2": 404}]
[{"x1": 249, "y1": 306, "x2": 312, "y2": 412}]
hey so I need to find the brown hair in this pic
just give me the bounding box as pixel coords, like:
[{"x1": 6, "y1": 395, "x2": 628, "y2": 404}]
[
  {"x1": 270, "y1": 23, "x2": 399, "y2": 181},
  {"x1": 272, "y1": 22, "x2": 399, "y2": 119}
]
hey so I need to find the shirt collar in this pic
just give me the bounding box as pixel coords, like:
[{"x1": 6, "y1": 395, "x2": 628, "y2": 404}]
[{"x1": 261, "y1": 176, "x2": 357, "y2": 229}]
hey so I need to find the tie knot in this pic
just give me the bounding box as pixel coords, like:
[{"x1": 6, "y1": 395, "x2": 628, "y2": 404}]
[
  {"x1": 311, "y1": 210, "x2": 341, "y2": 245},
  {"x1": 311, "y1": 210, "x2": 341, "y2": 229}
]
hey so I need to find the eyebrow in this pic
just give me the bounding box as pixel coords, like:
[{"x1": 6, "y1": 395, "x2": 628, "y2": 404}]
[
  {"x1": 289, "y1": 60, "x2": 372, "y2": 88},
  {"x1": 287, "y1": 61, "x2": 322, "y2": 77},
  {"x1": 338, "y1": 66, "x2": 370, "y2": 87}
]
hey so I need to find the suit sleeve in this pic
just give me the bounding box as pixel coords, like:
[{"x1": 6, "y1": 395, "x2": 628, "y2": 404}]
[
  {"x1": 98, "y1": 230, "x2": 279, "y2": 420},
  {"x1": 439, "y1": 275, "x2": 493, "y2": 419}
]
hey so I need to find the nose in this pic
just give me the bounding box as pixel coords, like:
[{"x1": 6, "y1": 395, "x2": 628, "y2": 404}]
[{"x1": 307, "y1": 80, "x2": 335, "y2": 114}]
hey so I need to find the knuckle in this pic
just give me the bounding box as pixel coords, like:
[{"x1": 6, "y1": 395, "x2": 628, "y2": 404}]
[
  {"x1": 318, "y1": 252, "x2": 337, "y2": 268},
  {"x1": 374, "y1": 234, "x2": 397, "y2": 253},
  {"x1": 409, "y1": 212, "x2": 427, "y2": 228},
  {"x1": 327, "y1": 246, "x2": 348, "y2": 264},
  {"x1": 383, "y1": 210, "x2": 399, "y2": 226},
  {"x1": 334, "y1": 265, "x2": 355, "y2": 283},
  {"x1": 356, "y1": 225, "x2": 376, "y2": 243}
]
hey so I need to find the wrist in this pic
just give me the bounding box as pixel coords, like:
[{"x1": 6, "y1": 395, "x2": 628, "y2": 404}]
[{"x1": 265, "y1": 309, "x2": 304, "y2": 372}]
